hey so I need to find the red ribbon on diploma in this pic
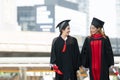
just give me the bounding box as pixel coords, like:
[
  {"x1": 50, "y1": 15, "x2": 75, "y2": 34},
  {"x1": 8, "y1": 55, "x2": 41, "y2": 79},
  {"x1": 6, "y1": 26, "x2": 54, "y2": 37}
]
[
  {"x1": 112, "y1": 68, "x2": 120, "y2": 79},
  {"x1": 53, "y1": 65, "x2": 63, "y2": 75}
]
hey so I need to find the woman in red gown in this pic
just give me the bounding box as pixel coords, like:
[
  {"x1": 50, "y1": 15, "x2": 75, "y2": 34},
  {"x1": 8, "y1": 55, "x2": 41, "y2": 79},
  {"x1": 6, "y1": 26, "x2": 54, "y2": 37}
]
[{"x1": 81, "y1": 17, "x2": 114, "y2": 80}]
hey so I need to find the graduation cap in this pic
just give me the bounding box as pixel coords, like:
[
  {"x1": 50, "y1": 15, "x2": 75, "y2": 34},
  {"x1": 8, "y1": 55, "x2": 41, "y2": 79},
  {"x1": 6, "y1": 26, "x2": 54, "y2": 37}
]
[
  {"x1": 56, "y1": 20, "x2": 71, "y2": 31},
  {"x1": 91, "y1": 17, "x2": 104, "y2": 28}
]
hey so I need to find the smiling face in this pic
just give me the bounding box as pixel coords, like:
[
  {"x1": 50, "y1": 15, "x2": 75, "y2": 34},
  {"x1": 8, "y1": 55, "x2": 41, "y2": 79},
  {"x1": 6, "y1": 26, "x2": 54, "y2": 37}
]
[
  {"x1": 61, "y1": 25, "x2": 70, "y2": 36},
  {"x1": 90, "y1": 25, "x2": 99, "y2": 35}
]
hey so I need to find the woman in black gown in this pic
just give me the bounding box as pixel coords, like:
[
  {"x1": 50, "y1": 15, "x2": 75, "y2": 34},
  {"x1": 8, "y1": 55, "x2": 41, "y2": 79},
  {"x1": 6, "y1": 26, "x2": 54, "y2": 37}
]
[
  {"x1": 81, "y1": 17, "x2": 114, "y2": 80},
  {"x1": 50, "y1": 20, "x2": 81, "y2": 80}
]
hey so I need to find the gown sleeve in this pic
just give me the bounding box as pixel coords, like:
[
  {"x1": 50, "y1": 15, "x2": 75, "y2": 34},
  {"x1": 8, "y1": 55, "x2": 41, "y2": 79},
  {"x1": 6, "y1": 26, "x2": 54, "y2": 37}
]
[
  {"x1": 73, "y1": 38, "x2": 81, "y2": 70},
  {"x1": 50, "y1": 38, "x2": 57, "y2": 64},
  {"x1": 105, "y1": 36, "x2": 114, "y2": 67},
  {"x1": 81, "y1": 37, "x2": 89, "y2": 68}
]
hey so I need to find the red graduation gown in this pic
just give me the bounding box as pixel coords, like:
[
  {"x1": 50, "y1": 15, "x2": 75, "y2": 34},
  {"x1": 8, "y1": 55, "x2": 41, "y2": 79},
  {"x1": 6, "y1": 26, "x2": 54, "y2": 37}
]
[
  {"x1": 90, "y1": 34, "x2": 102, "y2": 80},
  {"x1": 81, "y1": 34, "x2": 114, "y2": 80}
]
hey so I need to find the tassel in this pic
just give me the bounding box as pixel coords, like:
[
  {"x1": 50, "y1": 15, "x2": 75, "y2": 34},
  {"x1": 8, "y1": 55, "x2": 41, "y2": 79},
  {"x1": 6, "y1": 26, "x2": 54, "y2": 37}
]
[{"x1": 62, "y1": 42, "x2": 66, "y2": 53}]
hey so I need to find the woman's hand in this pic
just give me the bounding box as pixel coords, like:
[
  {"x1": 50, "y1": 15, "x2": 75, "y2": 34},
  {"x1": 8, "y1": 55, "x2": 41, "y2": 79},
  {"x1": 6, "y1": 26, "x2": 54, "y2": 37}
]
[{"x1": 110, "y1": 65, "x2": 114, "y2": 69}]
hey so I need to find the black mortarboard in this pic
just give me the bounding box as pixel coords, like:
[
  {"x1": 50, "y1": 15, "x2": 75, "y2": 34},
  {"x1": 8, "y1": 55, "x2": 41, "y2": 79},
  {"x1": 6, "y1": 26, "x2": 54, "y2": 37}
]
[
  {"x1": 91, "y1": 17, "x2": 104, "y2": 28},
  {"x1": 56, "y1": 20, "x2": 71, "y2": 31}
]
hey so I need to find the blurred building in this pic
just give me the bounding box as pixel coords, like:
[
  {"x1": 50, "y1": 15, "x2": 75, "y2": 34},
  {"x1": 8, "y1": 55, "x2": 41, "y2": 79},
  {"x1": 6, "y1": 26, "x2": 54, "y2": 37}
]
[
  {"x1": 0, "y1": 0, "x2": 88, "y2": 79},
  {"x1": 0, "y1": 0, "x2": 119, "y2": 63},
  {"x1": 17, "y1": 0, "x2": 88, "y2": 36},
  {"x1": 0, "y1": 0, "x2": 88, "y2": 55},
  {"x1": 0, "y1": 0, "x2": 120, "y2": 80}
]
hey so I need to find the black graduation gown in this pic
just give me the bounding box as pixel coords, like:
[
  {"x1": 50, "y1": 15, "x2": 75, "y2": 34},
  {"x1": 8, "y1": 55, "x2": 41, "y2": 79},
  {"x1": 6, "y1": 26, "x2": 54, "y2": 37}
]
[
  {"x1": 81, "y1": 36, "x2": 114, "y2": 80},
  {"x1": 50, "y1": 35, "x2": 81, "y2": 80}
]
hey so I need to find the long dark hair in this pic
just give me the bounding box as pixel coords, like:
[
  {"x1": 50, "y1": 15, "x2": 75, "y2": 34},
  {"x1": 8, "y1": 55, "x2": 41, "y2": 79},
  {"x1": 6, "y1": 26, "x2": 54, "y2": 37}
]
[{"x1": 59, "y1": 24, "x2": 69, "y2": 35}]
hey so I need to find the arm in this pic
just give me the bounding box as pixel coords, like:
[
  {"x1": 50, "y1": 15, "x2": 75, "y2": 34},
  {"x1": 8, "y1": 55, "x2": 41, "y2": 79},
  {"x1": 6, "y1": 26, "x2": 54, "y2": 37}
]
[
  {"x1": 50, "y1": 38, "x2": 63, "y2": 74},
  {"x1": 81, "y1": 37, "x2": 89, "y2": 68},
  {"x1": 73, "y1": 38, "x2": 81, "y2": 70},
  {"x1": 105, "y1": 36, "x2": 114, "y2": 67},
  {"x1": 50, "y1": 38, "x2": 57, "y2": 65}
]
